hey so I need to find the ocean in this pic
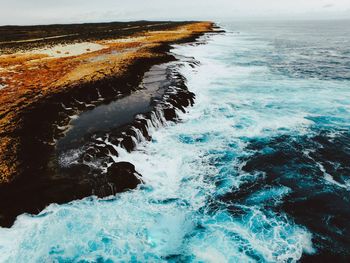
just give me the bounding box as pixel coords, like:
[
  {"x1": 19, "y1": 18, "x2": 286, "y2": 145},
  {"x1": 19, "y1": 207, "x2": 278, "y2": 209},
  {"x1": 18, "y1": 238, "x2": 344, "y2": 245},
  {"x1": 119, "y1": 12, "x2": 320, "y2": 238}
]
[{"x1": 1, "y1": 20, "x2": 349, "y2": 262}]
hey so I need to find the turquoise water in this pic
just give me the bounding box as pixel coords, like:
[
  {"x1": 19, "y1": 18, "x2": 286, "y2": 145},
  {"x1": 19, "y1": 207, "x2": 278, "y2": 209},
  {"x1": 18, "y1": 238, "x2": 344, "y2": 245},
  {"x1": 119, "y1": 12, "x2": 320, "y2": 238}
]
[{"x1": 1, "y1": 21, "x2": 349, "y2": 262}]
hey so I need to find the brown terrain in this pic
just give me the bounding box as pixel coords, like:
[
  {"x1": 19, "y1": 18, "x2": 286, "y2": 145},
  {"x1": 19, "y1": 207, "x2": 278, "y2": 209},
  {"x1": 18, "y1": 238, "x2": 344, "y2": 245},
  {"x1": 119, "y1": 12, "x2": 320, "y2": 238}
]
[
  {"x1": 0, "y1": 21, "x2": 213, "y2": 183},
  {"x1": 0, "y1": 20, "x2": 216, "y2": 227}
]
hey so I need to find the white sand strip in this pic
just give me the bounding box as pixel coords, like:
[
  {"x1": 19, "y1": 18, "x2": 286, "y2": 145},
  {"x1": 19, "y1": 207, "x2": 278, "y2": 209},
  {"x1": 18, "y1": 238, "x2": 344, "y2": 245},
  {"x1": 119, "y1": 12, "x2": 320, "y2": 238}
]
[{"x1": 28, "y1": 42, "x2": 106, "y2": 58}]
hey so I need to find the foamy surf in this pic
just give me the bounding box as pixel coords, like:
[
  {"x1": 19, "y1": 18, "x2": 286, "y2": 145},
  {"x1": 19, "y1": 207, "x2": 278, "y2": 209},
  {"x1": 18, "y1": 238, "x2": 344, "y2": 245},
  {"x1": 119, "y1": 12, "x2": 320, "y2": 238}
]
[{"x1": 1, "y1": 21, "x2": 350, "y2": 262}]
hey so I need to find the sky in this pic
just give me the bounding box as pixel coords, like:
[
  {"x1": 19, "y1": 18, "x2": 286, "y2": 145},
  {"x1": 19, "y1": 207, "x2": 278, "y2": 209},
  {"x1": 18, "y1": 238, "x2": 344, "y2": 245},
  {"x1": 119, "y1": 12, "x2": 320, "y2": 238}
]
[{"x1": 0, "y1": 0, "x2": 349, "y2": 25}]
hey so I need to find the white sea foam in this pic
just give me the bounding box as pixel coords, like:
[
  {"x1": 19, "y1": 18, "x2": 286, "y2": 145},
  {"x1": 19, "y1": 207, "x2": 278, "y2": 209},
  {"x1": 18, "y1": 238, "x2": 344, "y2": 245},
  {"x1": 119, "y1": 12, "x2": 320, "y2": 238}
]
[
  {"x1": 0, "y1": 29, "x2": 326, "y2": 262},
  {"x1": 58, "y1": 148, "x2": 83, "y2": 167}
]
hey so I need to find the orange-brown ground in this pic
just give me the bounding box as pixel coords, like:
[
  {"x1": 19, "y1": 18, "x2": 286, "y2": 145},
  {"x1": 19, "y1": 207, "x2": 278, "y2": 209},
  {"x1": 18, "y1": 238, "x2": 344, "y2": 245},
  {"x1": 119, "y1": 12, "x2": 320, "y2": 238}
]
[{"x1": 0, "y1": 22, "x2": 213, "y2": 183}]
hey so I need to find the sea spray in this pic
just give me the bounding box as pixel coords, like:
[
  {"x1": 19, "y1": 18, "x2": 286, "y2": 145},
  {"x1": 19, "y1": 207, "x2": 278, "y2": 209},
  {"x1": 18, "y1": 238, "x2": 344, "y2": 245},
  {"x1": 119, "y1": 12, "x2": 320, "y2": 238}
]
[{"x1": 1, "y1": 21, "x2": 350, "y2": 262}]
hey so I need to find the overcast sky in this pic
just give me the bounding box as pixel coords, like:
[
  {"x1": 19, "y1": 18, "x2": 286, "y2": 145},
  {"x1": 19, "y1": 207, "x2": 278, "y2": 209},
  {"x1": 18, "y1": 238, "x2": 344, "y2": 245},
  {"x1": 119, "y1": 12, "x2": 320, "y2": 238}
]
[{"x1": 0, "y1": 0, "x2": 349, "y2": 25}]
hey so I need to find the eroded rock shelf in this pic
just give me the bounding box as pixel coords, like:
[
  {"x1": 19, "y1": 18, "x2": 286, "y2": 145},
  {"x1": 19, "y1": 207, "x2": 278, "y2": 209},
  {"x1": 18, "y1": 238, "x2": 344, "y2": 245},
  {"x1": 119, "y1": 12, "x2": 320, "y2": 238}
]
[{"x1": 0, "y1": 20, "x2": 215, "y2": 227}]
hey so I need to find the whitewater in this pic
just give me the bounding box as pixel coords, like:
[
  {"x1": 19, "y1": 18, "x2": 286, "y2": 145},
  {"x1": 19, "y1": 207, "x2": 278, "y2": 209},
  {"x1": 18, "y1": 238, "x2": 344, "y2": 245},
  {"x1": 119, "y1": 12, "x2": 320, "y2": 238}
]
[{"x1": 1, "y1": 21, "x2": 349, "y2": 262}]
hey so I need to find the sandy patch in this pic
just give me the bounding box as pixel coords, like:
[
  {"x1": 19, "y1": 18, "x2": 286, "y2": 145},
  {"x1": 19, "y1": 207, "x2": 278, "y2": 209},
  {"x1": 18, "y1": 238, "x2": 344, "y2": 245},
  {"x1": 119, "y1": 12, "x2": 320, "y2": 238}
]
[{"x1": 27, "y1": 42, "x2": 106, "y2": 58}]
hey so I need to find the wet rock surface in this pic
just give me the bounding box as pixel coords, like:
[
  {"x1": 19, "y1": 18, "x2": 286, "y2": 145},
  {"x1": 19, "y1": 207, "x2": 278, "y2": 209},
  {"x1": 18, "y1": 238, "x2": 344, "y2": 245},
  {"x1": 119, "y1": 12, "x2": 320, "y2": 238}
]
[
  {"x1": 0, "y1": 161, "x2": 142, "y2": 227},
  {"x1": 0, "y1": 21, "x2": 214, "y2": 183},
  {"x1": 105, "y1": 162, "x2": 143, "y2": 193},
  {"x1": 0, "y1": 31, "x2": 209, "y2": 227}
]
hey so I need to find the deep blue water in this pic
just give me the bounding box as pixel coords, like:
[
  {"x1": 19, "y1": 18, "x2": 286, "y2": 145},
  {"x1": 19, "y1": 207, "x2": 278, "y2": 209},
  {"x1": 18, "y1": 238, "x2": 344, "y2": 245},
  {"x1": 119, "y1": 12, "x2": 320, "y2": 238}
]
[{"x1": 0, "y1": 20, "x2": 349, "y2": 262}]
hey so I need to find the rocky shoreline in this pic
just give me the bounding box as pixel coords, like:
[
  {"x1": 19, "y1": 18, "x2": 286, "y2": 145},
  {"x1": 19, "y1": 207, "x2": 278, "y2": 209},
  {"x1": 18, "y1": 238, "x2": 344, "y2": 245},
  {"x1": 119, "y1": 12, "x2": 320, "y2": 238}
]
[{"x1": 0, "y1": 21, "x2": 218, "y2": 227}]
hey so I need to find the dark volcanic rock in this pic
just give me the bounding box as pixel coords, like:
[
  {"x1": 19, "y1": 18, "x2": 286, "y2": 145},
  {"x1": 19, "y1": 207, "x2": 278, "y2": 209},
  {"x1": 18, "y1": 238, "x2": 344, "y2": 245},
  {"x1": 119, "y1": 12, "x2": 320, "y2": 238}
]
[
  {"x1": 120, "y1": 135, "x2": 135, "y2": 152},
  {"x1": 0, "y1": 22, "x2": 218, "y2": 228},
  {"x1": 106, "y1": 162, "x2": 143, "y2": 193},
  {"x1": 0, "y1": 161, "x2": 143, "y2": 227},
  {"x1": 163, "y1": 107, "x2": 177, "y2": 121}
]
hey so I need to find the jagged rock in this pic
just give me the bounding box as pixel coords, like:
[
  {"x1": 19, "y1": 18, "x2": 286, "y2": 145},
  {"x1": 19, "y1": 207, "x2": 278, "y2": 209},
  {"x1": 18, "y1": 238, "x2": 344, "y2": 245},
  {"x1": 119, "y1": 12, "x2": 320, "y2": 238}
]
[
  {"x1": 120, "y1": 136, "x2": 134, "y2": 152},
  {"x1": 105, "y1": 144, "x2": 118, "y2": 156},
  {"x1": 134, "y1": 120, "x2": 150, "y2": 140},
  {"x1": 95, "y1": 145, "x2": 110, "y2": 158},
  {"x1": 106, "y1": 162, "x2": 142, "y2": 192},
  {"x1": 83, "y1": 153, "x2": 93, "y2": 162},
  {"x1": 163, "y1": 107, "x2": 177, "y2": 121}
]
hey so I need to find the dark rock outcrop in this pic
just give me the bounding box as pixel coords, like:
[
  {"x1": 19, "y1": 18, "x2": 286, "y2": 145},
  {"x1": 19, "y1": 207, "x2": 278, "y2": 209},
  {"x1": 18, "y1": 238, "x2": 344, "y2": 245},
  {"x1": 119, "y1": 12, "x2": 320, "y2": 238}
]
[
  {"x1": 106, "y1": 162, "x2": 143, "y2": 193},
  {"x1": 0, "y1": 22, "x2": 219, "y2": 228},
  {"x1": 0, "y1": 161, "x2": 142, "y2": 227}
]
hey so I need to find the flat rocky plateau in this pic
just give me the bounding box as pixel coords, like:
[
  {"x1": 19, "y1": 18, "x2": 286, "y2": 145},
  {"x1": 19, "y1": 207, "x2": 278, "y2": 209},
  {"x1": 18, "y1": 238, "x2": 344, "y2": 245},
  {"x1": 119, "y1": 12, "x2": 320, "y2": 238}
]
[{"x1": 0, "y1": 21, "x2": 216, "y2": 227}]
